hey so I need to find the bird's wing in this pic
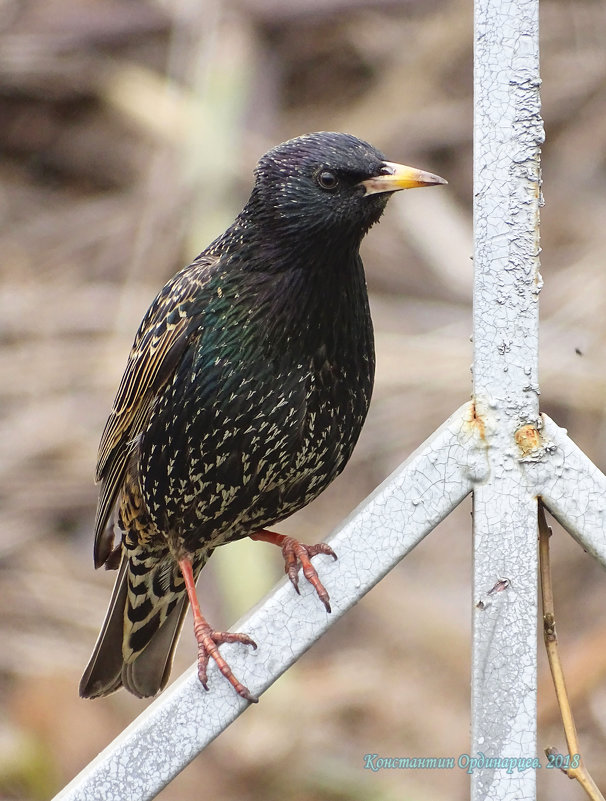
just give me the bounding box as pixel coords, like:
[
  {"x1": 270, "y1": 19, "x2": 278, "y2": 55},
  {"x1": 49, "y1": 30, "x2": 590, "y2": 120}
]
[{"x1": 93, "y1": 257, "x2": 215, "y2": 566}]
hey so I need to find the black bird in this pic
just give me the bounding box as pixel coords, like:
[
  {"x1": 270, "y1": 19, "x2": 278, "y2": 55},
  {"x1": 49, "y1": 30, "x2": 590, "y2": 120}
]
[{"x1": 80, "y1": 132, "x2": 446, "y2": 701}]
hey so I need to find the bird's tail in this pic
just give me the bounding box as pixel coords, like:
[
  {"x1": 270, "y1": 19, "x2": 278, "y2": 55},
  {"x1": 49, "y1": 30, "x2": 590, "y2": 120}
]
[{"x1": 79, "y1": 549, "x2": 208, "y2": 699}]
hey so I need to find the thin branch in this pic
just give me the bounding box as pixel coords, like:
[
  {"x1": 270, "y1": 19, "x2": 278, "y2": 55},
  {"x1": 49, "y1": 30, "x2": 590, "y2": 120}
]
[{"x1": 538, "y1": 501, "x2": 605, "y2": 801}]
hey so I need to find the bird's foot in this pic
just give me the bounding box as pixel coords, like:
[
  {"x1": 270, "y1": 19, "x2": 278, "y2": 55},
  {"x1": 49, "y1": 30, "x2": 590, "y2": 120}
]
[
  {"x1": 193, "y1": 620, "x2": 258, "y2": 703},
  {"x1": 178, "y1": 554, "x2": 258, "y2": 702},
  {"x1": 250, "y1": 530, "x2": 337, "y2": 612}
]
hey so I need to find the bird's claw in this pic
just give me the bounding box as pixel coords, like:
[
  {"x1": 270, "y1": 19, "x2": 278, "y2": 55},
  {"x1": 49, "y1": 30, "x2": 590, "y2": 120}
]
[
  {"x1": 193, "y1": 621, "x2": 258, "y2": 703},
  {"x1": 280, "y1": 537, "x2": 337, "y2": 613}
]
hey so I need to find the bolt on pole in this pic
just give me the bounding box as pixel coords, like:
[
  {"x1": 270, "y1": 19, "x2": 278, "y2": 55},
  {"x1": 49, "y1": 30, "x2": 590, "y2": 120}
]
[{"x1": 471, "y1": 0, "x2": 543, "y2": 798}]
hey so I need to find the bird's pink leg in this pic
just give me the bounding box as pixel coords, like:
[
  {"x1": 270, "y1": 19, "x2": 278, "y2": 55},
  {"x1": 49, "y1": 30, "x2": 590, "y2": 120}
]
[
  {"x1": 249, "y1": 530, "x2": 337, "y2": 613},
  {"x1": 178, "y1": 555, "x2": 258, "y2": 702}
]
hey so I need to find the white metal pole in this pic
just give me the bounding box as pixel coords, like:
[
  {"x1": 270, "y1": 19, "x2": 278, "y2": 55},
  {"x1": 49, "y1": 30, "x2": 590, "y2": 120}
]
[{"x1": 471, "y1": 0, "x2": 543, "y2": 798}]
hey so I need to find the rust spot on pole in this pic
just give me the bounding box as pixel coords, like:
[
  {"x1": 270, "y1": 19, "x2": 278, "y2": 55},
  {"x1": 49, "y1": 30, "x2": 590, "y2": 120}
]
[
  {"x1": 515, "y1": 424, "x2": 542, "y2": 457},
  {"x1": 466, "y1": 401, "x2": 487, "y2": 441}
]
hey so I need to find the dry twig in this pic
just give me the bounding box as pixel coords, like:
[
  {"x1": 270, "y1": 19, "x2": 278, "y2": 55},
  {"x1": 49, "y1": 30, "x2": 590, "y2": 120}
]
[{"x1": 538, "y1": 501, "x2": 605, "y2": 801}]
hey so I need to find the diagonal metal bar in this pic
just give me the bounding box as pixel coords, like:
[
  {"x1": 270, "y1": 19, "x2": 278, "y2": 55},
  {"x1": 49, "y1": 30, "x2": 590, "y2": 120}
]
[
  {"x1": 534, "y1": 414, "x2": 606, "y2": 567},
  {"x1": 53, "y1": 403, "x2": 481, "y2": 801},
  {"x1": 471, "y1": 0, "x2": 543, "y2": 798}
]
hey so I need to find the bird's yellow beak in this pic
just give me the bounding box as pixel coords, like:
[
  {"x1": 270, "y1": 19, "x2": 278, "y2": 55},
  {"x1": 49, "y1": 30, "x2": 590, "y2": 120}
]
[{"x1": 360, "y1": 161, "x2": 447, "y2": 195}]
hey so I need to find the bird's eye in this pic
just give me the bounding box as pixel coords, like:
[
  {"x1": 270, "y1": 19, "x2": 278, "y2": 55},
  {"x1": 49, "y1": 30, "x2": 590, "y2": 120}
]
[{"x1": 316, "y1": 170, "x2": 339, "y2": 191}]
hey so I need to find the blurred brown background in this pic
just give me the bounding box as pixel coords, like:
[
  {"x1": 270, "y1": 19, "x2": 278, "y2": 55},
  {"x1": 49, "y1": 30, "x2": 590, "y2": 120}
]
[{"x1": 1, "y1": 0, "x2": 606, "y2": 799}]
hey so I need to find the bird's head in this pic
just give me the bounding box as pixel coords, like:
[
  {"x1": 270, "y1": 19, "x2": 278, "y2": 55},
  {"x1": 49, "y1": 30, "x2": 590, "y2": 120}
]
[{"x1": 248, "y1": 131, "x2": 446, "y2": 245}]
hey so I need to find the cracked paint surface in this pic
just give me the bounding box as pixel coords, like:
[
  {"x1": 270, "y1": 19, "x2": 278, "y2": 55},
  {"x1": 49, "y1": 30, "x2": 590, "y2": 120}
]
[
  {"x1": 471, "y1": 0, "x2": 543, "y2": 798},
  {"x1": 534, "y1": 416, "x2": 606, "y2": 565}
]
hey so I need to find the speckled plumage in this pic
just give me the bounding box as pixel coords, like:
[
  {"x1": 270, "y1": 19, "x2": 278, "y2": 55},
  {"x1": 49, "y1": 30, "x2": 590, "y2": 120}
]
[{"x1": 80, "y1": 132, "x2": 446, "y2": 700}]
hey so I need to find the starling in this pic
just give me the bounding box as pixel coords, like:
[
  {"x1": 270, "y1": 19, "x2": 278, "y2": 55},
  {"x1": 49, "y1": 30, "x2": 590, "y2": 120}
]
[{"x1": 80, "y1": 131, "x2": 446, "y2": 702}]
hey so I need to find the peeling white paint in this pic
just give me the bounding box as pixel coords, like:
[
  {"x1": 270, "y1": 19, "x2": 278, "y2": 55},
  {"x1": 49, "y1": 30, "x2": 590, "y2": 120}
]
[{"x1": 471, "y1": 0, "x2": 543, "y2": 798}]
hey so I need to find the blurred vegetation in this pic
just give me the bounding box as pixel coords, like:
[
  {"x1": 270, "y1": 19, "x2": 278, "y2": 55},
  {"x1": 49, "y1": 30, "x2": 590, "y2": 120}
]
[{"x1": 1, "y1": 0, "x2": 606, "y2": 799}]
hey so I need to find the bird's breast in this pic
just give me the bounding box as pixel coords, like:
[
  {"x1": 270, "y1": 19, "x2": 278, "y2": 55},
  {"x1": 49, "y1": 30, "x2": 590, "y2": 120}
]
[{"x1": 136, "y1": 266, "x2": 375, "y2": 549}]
